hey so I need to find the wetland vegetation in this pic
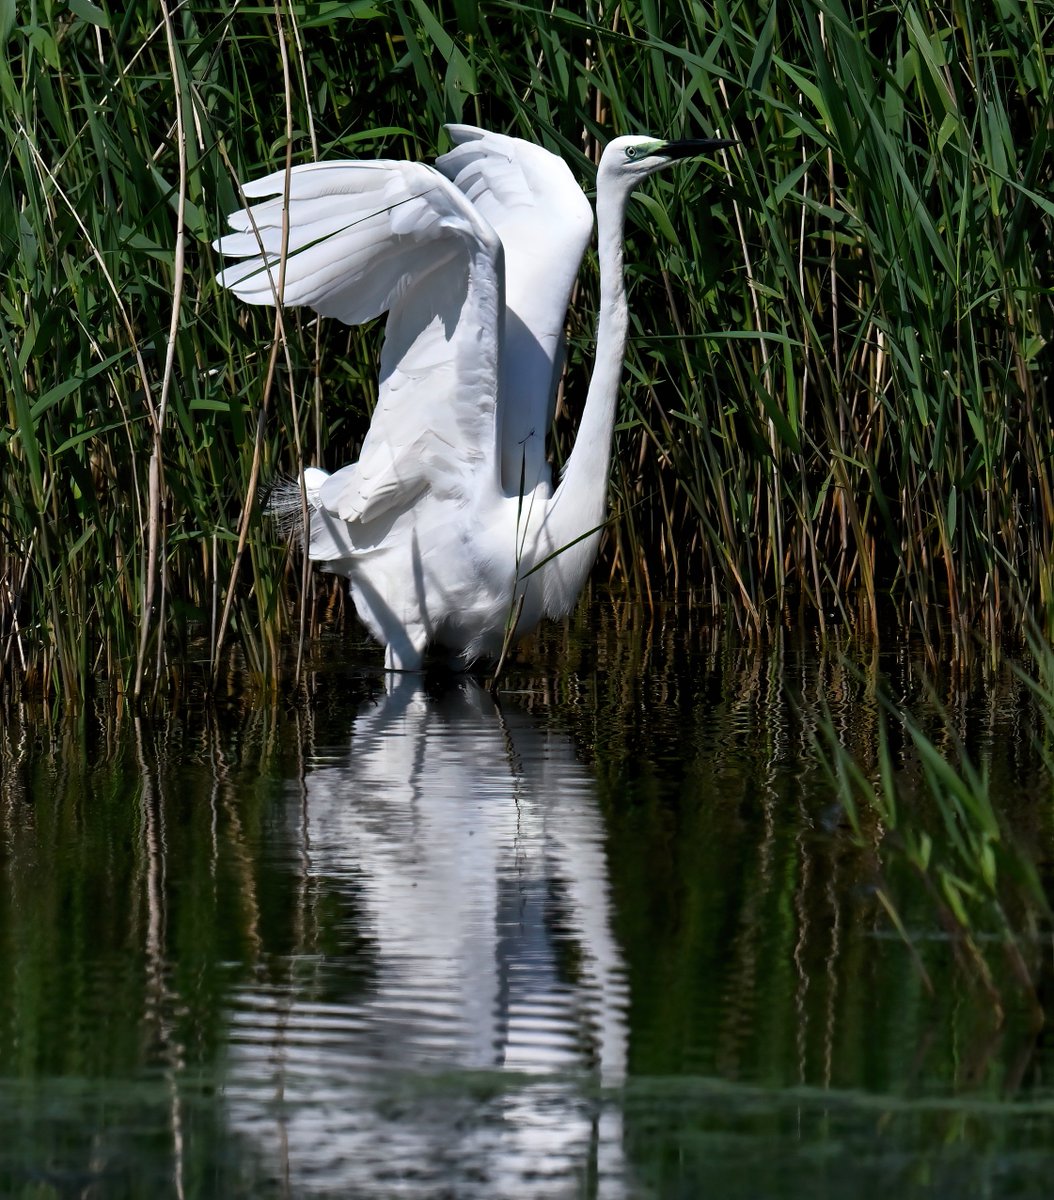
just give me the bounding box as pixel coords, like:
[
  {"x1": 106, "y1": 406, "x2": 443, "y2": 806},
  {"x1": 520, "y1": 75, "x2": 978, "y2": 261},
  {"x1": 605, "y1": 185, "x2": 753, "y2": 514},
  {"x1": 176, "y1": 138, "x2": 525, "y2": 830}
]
[
  {"x1": 2, "y1": 2, "x2": 1054, "y2": 1194},
  {"x1": 2, "y1": 0, "x2": 1052, "y2": 699}
]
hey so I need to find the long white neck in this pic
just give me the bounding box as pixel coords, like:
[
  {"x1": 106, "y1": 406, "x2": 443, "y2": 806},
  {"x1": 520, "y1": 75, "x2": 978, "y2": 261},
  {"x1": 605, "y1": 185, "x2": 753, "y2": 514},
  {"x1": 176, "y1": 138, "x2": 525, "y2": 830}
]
[{"x1": 536, "y1": 180, "x2": 631, "y2": 616}]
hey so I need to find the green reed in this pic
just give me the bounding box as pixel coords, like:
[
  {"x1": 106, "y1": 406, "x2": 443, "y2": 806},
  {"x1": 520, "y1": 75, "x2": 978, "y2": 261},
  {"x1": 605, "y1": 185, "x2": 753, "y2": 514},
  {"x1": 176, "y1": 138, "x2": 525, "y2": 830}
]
[{"x1": 1, "y1": 0, "x2": 1051, "y2": 701}]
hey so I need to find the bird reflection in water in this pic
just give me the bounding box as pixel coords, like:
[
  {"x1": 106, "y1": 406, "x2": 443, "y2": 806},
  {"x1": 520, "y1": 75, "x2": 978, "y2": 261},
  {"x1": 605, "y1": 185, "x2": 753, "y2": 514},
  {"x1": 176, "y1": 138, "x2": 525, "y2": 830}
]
[{"x1": 225, "y1": 675, "x2": 630, "y2": 1198}]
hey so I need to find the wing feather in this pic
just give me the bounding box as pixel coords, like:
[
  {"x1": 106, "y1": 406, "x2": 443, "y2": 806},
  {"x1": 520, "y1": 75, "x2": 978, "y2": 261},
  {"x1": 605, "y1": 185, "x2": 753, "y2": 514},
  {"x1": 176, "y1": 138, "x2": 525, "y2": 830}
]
[
  {"x1": 215, "y1": 158, "x2": 503, "y2": 526},
  {"x1": 436, "y1": 126, "x2": 594, "y2": 490}
]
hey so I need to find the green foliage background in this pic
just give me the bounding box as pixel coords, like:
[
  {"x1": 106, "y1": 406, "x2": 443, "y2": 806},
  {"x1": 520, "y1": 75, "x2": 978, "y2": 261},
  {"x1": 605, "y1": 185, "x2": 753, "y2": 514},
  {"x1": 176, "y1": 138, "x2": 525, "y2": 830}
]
[{"x1": 1, "y1": 0, "x2": 1052, "y2": 701}]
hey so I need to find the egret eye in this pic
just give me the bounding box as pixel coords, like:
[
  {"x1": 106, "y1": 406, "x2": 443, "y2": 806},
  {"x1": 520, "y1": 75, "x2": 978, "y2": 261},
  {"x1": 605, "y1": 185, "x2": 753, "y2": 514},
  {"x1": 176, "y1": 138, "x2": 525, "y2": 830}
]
[{"x1": 625, "y1": 146, "x2": 637, "y2": 159}]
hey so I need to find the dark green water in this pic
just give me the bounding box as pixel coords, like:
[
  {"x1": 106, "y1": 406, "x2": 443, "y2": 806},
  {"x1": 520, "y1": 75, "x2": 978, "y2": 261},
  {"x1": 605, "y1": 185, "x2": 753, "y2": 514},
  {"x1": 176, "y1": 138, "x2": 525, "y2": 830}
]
[{"x1": 2, "y1": 607, "x2": 1054, "y2": 1198}]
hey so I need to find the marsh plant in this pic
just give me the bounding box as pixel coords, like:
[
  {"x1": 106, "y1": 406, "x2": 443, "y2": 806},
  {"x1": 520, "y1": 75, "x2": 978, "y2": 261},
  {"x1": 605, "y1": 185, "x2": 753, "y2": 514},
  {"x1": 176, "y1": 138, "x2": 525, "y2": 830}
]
[{"x1": 1, "y1": 0, "x2": 1051, "y2": 701}]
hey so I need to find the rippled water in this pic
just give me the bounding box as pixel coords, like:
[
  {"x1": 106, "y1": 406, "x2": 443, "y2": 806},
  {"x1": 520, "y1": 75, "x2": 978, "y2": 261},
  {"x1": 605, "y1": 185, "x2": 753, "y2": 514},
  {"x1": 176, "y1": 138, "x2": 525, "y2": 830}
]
[
  {"x1": 224, "y1": 678, "x2": 630, "y2": 1197},
  {"x1": 1, "y1": 609, "x2": 1053, "y2": 1197}
]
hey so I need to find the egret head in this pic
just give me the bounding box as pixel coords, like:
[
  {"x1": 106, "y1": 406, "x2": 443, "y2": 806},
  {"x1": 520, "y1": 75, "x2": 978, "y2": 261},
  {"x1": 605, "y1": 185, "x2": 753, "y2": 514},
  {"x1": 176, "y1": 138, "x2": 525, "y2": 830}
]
[{"x1": 598, "y1": 134, "x2": 734, "y2": 192}]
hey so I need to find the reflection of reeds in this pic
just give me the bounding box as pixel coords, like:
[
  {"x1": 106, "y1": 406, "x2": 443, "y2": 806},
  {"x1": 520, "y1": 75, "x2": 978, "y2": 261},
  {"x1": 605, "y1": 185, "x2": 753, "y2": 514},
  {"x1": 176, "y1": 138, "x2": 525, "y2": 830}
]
[
  {"x1": 0, "y1": 614, "x2": 1052, "y2": 1189},
  {"x1": 817, "y1": 671, "x2": 1051, "y2": 1027},
  {"x1": 1, "y1": 2, "x2": 1051, "y2": 700},
  {"x1": 520, "y1": 606, "x2": 1054, "y2": 1081}
]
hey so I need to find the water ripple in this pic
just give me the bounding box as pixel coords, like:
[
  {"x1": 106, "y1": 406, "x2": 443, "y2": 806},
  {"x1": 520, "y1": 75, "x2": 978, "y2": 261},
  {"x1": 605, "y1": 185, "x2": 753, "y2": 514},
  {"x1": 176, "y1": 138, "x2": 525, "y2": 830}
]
[{"x1": 222, "y1": 676, "x2": 630, "y2": 1197}]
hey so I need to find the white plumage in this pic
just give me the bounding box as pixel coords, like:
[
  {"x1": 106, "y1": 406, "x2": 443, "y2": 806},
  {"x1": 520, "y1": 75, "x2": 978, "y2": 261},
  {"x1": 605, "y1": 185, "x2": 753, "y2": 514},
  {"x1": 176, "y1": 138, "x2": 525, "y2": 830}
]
[{"x1": 216, "y1": 125, "x2": 729, "y2": 670}]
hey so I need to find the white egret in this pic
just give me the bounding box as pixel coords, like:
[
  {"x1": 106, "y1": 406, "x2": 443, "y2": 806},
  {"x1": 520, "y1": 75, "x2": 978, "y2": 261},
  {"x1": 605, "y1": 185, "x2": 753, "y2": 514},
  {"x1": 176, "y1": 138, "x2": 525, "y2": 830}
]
[{"x1": 216, "y1": 126, "x2": 730, "y2": 670}]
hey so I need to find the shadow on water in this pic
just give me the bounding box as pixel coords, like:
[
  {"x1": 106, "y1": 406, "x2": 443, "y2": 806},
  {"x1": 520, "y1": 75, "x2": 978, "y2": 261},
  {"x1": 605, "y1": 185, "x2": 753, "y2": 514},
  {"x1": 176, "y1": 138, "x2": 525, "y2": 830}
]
[{"x1": 1, "y1": 602, "x2": 1054, "y2": 1197}]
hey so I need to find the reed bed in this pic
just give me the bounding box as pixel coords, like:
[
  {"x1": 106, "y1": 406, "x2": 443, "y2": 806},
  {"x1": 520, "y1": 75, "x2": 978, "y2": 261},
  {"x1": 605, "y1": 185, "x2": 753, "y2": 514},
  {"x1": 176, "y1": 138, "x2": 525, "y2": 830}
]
[{"x1": 1, "y1": 0, "x2": 1051, "y2": 702}]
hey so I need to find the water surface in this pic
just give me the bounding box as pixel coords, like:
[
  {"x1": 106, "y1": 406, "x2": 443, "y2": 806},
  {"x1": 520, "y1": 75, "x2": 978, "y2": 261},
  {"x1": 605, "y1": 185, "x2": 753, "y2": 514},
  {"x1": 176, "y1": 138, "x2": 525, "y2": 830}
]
[{"x1": 2, "y1": 609, "x2": 1053, "y2": 1197}]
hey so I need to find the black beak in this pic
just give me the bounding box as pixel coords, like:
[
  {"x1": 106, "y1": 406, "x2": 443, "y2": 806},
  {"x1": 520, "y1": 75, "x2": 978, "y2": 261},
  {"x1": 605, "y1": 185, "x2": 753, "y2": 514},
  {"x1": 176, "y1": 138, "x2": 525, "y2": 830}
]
[{"x1": 660, "y1": 137, "x2": 736, "y2": 159}]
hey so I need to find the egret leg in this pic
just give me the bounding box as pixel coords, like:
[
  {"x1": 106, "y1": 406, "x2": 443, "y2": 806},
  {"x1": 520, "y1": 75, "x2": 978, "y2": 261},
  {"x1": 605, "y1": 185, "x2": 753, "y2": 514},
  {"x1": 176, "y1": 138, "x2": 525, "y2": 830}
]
[{"x1": 383, "y1": 629, "x2": 427, "y2": 672}]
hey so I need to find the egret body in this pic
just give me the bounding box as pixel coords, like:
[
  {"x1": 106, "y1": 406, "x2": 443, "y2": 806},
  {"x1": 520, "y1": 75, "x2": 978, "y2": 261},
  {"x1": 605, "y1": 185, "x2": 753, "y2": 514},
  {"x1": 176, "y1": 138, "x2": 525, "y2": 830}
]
[{"x1": 216, "y1": 127, "x2": 729, "y2": 670}]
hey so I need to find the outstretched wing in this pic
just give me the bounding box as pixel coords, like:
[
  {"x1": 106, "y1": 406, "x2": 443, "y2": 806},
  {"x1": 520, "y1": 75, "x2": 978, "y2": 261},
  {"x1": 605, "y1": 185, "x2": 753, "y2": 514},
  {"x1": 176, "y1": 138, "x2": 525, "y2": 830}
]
[
  {"x1": 215, "y1": 159, "x2": 503, "y2": 525},
  {"x1": 436, "y1": 126, "x2": 594, "y2": 491}
]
